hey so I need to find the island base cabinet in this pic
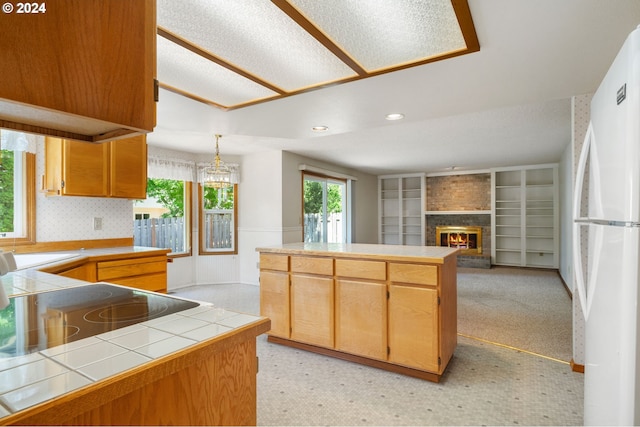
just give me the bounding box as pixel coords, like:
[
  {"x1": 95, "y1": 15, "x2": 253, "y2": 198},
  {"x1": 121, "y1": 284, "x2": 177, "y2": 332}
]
[
  {"x1": 388, "y1": 284, "x2": 440, "y2": 373},
  {"x1": 335, "y1": 279, "x2": 387, "y2": 360},
  {"x1": 257, "y1": 244, "x2": 458, "y2": 382},
  {"x1": 259, "y1": 270, "x2": 290, "y2": 338},
  {"x1": 290, "y1": 275, "x2": 334, "y2": 348}
]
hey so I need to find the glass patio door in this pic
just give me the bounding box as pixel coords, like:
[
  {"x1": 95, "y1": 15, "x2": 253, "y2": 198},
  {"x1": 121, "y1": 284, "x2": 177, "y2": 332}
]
[{"x1": 303, "y1": 175, "x2": 346, "y2": 243}]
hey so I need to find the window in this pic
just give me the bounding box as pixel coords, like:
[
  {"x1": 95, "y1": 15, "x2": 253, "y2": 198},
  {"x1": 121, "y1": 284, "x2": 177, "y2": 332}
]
[
  {"x1": 0, "y1": 132, "x2": 35, "y2": 246},
  {"x1": 133, "y1": 178, "x2": 191, "y2": 256},
  {"x1": 199, "y1": 184, "x2": 237, "y2": 254},
  {"x1": 303, "y1": 174, "x2": 347, "y2": 243}
]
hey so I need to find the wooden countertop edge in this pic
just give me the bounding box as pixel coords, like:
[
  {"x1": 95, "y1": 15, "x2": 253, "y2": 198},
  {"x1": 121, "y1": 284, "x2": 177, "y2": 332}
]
[
  {"x1": 2, "y1": 318, "x2": 271, "y2": 426},
  {"x1": 256, "y1": 247, "x2": 458, "y2": 264}
]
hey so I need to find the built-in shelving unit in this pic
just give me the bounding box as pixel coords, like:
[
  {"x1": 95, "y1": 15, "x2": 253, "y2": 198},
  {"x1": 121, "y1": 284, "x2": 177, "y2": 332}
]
[
  {"x1": 491, "y1": 165, "x2": 558, "y2": 268},
  {"x1": 379, "y1": 173, "x2": 425, "y2": 246}
]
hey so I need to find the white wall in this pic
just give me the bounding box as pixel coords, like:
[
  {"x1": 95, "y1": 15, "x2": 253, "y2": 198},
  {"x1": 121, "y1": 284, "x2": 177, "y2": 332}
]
[
  {"x1": 238, "y1": 150, "x2": 285, "y2": 286},
  {"x1": 570, "y1": 93, "x2": 593, "y2": 366},
  {"x1": 558, "y1": 141, "x2": 573, "y2": 286}
]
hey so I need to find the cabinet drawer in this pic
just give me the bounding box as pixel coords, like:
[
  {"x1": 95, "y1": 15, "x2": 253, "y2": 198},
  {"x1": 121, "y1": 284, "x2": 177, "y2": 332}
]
[
  {"x1": 260, "y1": 253, "x2": 289, "y2": 272},
  {"x1": 109, "y1": 273, "x2": 167, "y2": 293},
  {"x1": 335, "y1": 259, "x2": 386, "y2": 281},
  {"x1": 97, "y1": 256, "x2": 167, "y2": 281},
  {"x1": 388, "y1": 263, "x2": 438, "y2": 286},
  {"x1": 291, "y1": 256, "x2": 333, "y2": 276}
]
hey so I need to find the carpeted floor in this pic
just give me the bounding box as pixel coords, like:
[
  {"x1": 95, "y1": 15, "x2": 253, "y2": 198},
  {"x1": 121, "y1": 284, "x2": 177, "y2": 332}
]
[
  {"x1": 457, "y1": 266, "x2": 573, "y2": 362},
  {"x1": 173, "y1": 266, "x2": 581, "y2": 426}
]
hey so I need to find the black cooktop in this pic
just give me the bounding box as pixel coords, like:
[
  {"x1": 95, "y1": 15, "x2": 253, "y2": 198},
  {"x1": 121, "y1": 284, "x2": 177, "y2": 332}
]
[{"x1": 0, "y1": 283, "x2": 199, "y2": 358}]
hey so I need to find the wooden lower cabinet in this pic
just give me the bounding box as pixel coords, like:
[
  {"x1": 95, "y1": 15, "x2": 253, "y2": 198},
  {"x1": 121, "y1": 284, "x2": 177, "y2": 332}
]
[
  {"x1": 97, "y1": 255, "x2": 167, "y2": 293},
  {"x1": 259, "y1": 270, "x2": 290, "y2": 338},
  {"x1": 258, "y1": 246, "x2": 458, "y2": 382},
  {"x1": 388, "y1": 283, "x2": 439, "y2": 372},
  {"x1": 290, "y1": 274, "x2": 334, "y2": 348},
  {"x1": 39, "y1": 250, "x2": 169, "y2": 293},
  {"x1": 335, "y1": 279, "x2": 387, "y2": 360}
]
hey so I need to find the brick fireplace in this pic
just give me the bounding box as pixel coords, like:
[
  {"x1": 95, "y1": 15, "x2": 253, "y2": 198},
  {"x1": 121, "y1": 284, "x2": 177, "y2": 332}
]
[{"x1": 426, "y1": 173, "x2": 492, "y2": 268}]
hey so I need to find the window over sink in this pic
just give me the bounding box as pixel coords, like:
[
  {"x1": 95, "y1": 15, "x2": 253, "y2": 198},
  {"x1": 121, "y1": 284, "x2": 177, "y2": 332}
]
[
  {"x1": 0, "y1": 130, "x2": 36, "y2": 247},
  {"x1": 133, "y1": 178, "x2": 192, "y2": 256}
]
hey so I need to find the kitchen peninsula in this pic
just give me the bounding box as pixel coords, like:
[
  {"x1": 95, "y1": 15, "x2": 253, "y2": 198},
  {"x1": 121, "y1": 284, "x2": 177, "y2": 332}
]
[
  {"x1": 0, "y1": 253, "x2": 270, "y2": 426},
  {"x1": 257, "y1": 243, "x2": 458, "y2": 382}
]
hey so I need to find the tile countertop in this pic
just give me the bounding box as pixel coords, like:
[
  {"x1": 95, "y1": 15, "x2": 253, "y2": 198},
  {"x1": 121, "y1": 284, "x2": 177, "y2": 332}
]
[
  {"x1": 0, "y1": 251, "x2": 266, "y2": 420},
  {"x1": 11, "y1": 246, "x2": 168, "y2": 272}
]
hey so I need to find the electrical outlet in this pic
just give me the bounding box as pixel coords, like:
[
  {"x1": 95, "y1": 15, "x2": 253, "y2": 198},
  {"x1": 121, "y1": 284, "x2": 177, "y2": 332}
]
[{"x1": 93, "y1": 217, "x2": 103, "y2": 231}]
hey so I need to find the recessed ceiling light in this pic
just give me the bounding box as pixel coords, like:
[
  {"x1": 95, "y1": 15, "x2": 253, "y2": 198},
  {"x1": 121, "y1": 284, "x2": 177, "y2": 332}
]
[
  {"x1": 385, "y1": 113, "x2": 405, "y2": 121},
  {"x1": 312, "y1": 125, "x2": 329, "y2": 132}
]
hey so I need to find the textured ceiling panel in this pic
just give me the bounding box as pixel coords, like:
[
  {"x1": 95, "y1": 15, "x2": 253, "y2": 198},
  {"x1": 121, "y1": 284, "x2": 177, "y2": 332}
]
[
  {"x1": 288, "y1": 0, "x2": 466, "y2": 72},
  {"x1": 157, "y1": 36, "x2": 279, "y2": 107},
  {"x1": 157, "y1": 0, "x2": 357, "y2": 92}
]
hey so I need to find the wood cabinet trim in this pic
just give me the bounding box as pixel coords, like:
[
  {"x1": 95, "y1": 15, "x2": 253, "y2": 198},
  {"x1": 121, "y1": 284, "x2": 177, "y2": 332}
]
[
  {"x1": 334, "y1": 258, "x2": 386, "y2": 281},
  {"x1": 260, "y1": 253, "x2": 289, "y2": 272},
  {"x1": 290, "y1": 256, "x2": 333, "y2": 276}
]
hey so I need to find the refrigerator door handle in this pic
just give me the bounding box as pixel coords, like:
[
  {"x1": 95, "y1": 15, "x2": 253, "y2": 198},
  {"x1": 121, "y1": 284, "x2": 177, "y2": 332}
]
[
  {"x1": 573, "y1": 122, "x2": 594, "y2": 321},
  {"x1": 575, "y1": 218, "x2": 640, "y2": 227}
]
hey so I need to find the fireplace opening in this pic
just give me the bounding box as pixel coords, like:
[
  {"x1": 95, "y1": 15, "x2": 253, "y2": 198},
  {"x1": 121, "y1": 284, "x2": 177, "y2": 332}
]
[{"x1": 436, "y1": 226, "x2": 482, "y2": 255}]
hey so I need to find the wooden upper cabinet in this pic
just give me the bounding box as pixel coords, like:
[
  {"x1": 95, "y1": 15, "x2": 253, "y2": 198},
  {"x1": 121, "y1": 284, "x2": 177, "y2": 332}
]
[
  {"x1": 110, "y1": 135, "x2": 148, "y2": 199},
  {"x1": 0, "y1": 0, "x2": 156, "y2": 142},
  {"x1": 45, "y1": 135, "x2": 147, "y2": 198},
  {"x1": 45, "y1": 137, "x2": 109, "y2": 197}
]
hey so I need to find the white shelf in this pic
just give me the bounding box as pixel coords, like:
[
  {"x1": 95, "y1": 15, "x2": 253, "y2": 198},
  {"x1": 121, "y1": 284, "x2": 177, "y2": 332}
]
[
  {"x1": 379, "y1": 174, "x2": 426, "y2": 246},
  {"x1": 424, "y1": 210, "x2": 491, "y2": 215},
  {"x1": 491, "y1": 165, "x2": 558, "y2": 268}
]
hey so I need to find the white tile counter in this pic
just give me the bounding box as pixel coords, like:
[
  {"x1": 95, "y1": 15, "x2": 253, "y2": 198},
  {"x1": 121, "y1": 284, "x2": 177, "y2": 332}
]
[{"x1": 0, "y1": 267, "x2": 269, "y2": 424}]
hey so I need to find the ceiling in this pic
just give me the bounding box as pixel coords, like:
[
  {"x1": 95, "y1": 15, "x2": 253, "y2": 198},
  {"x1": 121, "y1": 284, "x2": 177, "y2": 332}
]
[{"x1": 148, "y1": 0, "x2": 640, "y2": 176}]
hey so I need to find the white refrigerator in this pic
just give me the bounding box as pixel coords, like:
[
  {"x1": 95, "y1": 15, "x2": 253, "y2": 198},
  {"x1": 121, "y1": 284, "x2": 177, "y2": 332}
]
[{"x1": 573, "y1": 25, "x2": 640, "y2": 425}]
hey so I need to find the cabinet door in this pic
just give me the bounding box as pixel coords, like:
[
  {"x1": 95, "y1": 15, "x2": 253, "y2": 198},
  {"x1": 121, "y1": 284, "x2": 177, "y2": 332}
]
[
  {"x1": 388, "y1": 284, "x2": 439, "y2": 372},
  {"x1": 0, "y1": 0, "x2": 156, "y2": 140},
  {"x1": 260, "y1": 270, "x2": 290, "y2": 339},
  {"x1": 62, "y1": 139, "x2": 109, "y2": 197},
  {"x1": 335, "y1": 279, "x2": 387, "y2": 360},
  {"x1": 110, "y1": 135, "x2": 147, "y2": 199},
  {"x1": 290, "y1": 274, "x2": 334, "y2": 348}
]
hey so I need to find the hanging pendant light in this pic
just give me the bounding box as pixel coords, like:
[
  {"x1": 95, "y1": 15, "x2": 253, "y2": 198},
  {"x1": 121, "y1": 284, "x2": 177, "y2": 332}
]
[{"x1": 201, "y1": 134, "x2": 237, "y2": 189}]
